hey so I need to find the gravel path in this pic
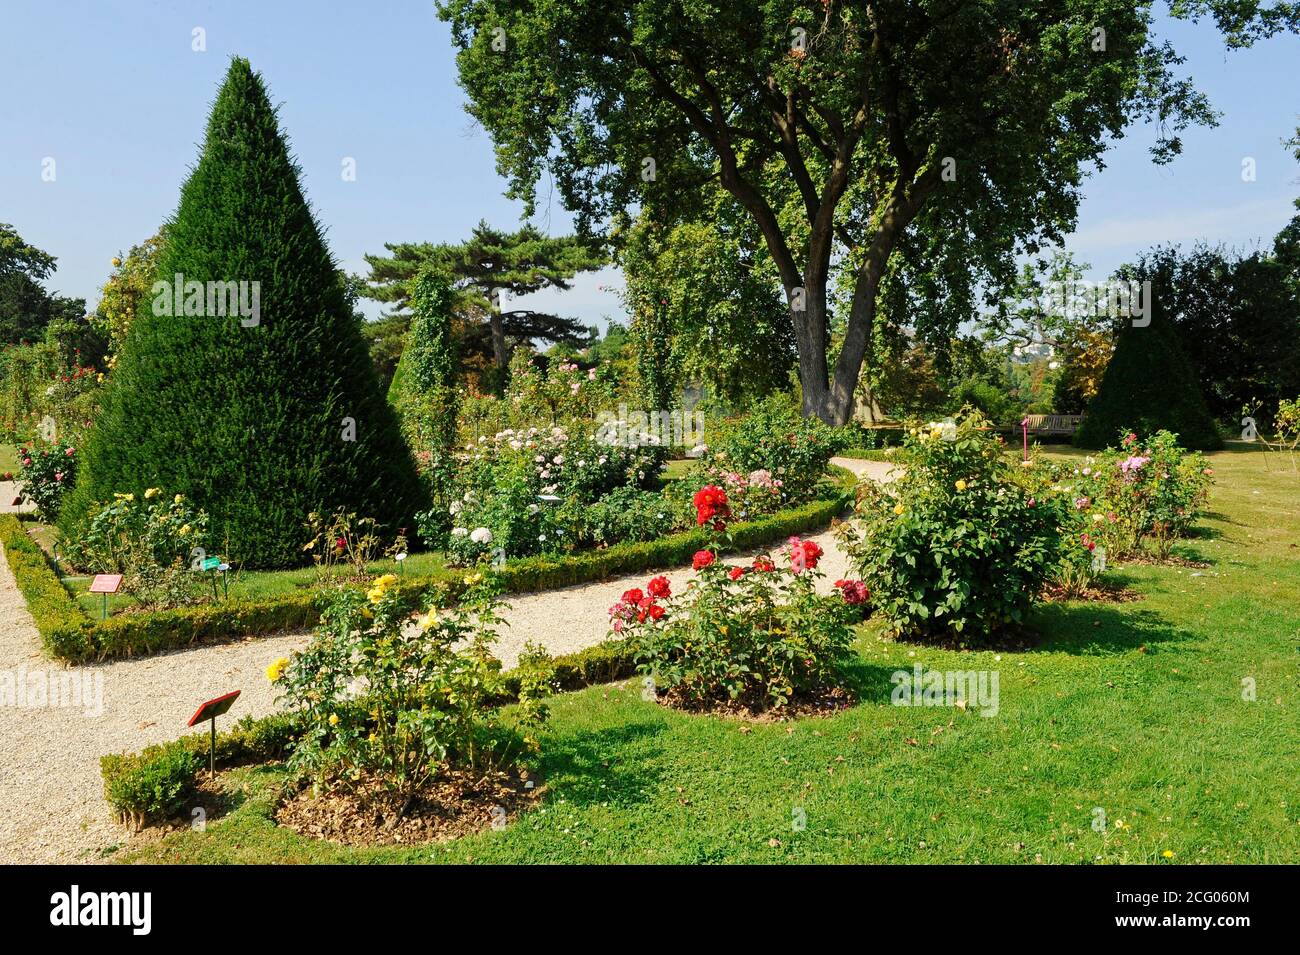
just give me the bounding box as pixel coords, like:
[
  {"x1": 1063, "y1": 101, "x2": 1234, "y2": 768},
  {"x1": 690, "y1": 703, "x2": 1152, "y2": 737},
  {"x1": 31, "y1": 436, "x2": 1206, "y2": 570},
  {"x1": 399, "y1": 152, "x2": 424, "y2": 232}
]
[{"x1": 0, "y1": 457, "x2": 889, "y2": 863}]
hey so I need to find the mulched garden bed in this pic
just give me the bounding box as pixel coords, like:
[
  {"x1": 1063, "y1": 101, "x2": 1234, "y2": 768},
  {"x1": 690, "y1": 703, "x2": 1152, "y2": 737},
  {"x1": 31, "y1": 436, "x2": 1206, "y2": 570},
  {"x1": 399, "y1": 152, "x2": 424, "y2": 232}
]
[
  {"x1": 274, "y1": 767, "x2": 540, "y2": 847},
  {"x1": 1040, "y1": 582, "x2": 1143, "y2": 604}
]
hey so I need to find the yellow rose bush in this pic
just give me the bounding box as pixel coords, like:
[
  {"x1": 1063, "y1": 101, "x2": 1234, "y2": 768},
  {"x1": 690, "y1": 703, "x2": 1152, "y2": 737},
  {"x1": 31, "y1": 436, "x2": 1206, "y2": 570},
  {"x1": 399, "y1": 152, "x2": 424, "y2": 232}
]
[
  {"x1": 274, "y1": 573, "x2": 554, "y2": 814},
  {"x1": 836, "y1": 411, "x2": 1062, "y2": 644},
  {"x1": 64, "y1": 489, "x2": 211, "y2": 609}
]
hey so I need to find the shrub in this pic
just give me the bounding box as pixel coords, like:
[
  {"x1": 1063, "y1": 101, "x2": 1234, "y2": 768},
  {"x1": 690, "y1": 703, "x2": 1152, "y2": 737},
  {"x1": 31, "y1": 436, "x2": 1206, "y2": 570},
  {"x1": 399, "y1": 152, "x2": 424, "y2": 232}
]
[
  {"x1": 300, "y1": 508, "x2": 388, "y2": 582},
  {"x1": 611, "y1": 534, "x2": 860, "y2": 712},
  {"x1": 102, "y1": 744, "x2": 201, "y2": 831},
  {"x1": 0, "y1": 514, "x2": 89, "y2": 649},
  {"x1": 1075, "y1": 311, "x2": 1222, "y2": 451},
  {"x1": 389, "y1": 267, "x2": 458, "y2": 515},
  {"x1": 59, "y1": 58, "x2": 423, "y2": 568},
  {"x1": 709, "y1": 394, "x2": 837, "y2": 502},
  {"x1": 837, "y1": 412, "x2": 1062, "y2": 643},
  {"x1": 424, "y1": 423, "x2": 666, "y2": 561},
  {"x1": 101, "y1": 713, "x2": 299, "y2": 829},
  {"x1": 1276, "y1": 397, "x2": 1300, "y2": 443},
  {"x1": 66, "y1": 488, "x2": 211, "y2": 609},
  {"x1": 16, "y1": 440, "x2": 78, "y2": 519},
  {"x1": 1034, "y1": 429, "x2": 1212, "y2": 560},
  {"x1": 581, "y1": 485, "x2": 676, "y2": 546},
  {"x1": 274, "y1": 574, "x2": 553, "y2": 814}
]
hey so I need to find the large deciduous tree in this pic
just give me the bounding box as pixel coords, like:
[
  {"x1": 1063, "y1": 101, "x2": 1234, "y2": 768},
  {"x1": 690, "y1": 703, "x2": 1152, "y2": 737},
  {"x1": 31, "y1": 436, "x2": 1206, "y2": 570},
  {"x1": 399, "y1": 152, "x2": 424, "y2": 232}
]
[{"x1": 438, "y1": 0, "x2": 1295, "y2": 423}]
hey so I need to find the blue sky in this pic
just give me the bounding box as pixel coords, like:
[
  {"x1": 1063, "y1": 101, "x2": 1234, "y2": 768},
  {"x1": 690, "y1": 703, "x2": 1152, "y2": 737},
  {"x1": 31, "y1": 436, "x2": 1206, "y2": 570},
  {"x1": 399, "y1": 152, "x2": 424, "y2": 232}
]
[{"x1": 2, "y1": 1, "x2": 1297, "y2": 330}]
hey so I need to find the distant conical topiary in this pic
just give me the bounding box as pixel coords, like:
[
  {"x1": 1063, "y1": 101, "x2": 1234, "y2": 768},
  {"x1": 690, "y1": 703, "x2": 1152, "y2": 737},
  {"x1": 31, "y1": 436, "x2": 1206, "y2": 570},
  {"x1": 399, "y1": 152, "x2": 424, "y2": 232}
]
[
  {"x1": 61, "y1": 58, "x2": 424, "y2": 567},
  {"x1": 1074, "y1": 299, "x2": 1223, "y2": 451}
]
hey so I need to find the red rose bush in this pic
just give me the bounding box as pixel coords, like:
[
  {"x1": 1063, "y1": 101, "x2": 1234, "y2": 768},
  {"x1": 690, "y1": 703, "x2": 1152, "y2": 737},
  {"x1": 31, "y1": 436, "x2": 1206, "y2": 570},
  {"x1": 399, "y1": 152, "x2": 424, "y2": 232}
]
[{"x1": 609, "y1": 491, "x2": 861, "y2": 712}]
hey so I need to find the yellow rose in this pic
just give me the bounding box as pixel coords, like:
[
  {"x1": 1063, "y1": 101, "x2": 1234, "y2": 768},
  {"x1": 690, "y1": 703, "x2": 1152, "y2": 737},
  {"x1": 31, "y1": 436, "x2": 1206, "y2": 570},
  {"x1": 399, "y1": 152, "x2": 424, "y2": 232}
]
[
  {"x1": 123, "y1": 493, "x2": 134, "y2": 502},
  {"x1": 418, "y1": 609, "x2": 439, "y2": 631},
  {"x1": 110, "y1": 257, "x2": 121, "y2": 267},
  {"x1": 893, "y1": 503, "x2": 905, "y2": 515},
  {"x1": 174, "y1": 494, "x2": 184, "y2": 504},
  {"x1": 955, "y1": 480, "x2": 968, "y2": 492},
  {"x1": 328, "y1": 713, "x2": 339, "y2": 727},
  {"x1": 366, "y1": 573, "x2": 399, "y2": 603},
  {"x1": 144, "y1": 487, "x2": 160, "y2": 499},
  {"x1": 179, "y1": 524, "x2": 191, "y2": 536},
  {"x1": 265, "y1": 657, "x2": 289, "y2": 683}
]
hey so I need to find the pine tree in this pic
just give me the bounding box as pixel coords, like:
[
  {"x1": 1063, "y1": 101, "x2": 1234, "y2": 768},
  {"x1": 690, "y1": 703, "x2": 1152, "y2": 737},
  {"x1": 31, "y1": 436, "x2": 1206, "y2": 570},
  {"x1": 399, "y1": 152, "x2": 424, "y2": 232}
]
[
  {"x1": 61, "y1": 58, "x2": 423, "y2": 567},
  {"x1": 361, "y1": 221, "x2": 605, "y2": 372},
  {"x1": 1074, "y1": 306, "x2": 1223, "y2": 451}
]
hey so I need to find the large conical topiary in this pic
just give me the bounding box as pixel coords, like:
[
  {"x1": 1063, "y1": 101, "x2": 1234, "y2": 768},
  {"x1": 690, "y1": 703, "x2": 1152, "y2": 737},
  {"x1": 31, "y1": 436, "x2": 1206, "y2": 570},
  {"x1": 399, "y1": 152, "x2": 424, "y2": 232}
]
[
  {"x1": 1074, "y1": 298, "x2": 1223, "y2": 451},
  {"x1": 61, "y1": 58, "x2": 424, "y2": 567}
]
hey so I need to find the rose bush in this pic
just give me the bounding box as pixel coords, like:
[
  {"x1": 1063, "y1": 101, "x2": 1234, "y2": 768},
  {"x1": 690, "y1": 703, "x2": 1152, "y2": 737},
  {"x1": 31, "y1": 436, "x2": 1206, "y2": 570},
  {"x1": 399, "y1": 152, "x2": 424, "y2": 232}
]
[
  {"x1": 1020, "y1": 429, "x2": 1213, "y2": 562},
  {"x1": 16, "y1": 440, "x2": 78, "y2": 519},
  {"x1": 837, "y1": 412, "x2": 1062, "y2": 643},
  {"x1": 706, "y1": 394, "x2": 837, "y2": 503},
  {"x1": 66, "y1": 489, "x2": 211, "y2": 609},
  {"x1": 273, "y1": 573, "x2": 554, "y2": 817},
  {"x1": 611, "y1": 509, "x2": 860, "y2": 711},
  {"x1": 419, "y1": 423, "x2": 666, "y2": 563}
]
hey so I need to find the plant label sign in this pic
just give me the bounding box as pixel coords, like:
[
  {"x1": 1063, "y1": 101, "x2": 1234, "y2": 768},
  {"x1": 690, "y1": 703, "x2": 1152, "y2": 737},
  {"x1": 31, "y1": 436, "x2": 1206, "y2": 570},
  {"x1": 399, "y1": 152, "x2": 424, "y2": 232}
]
[
  {"x1": 88, "y1": 574, "x2": 123, "y2": 594},
  {"x1": 202, "y1": 556, "x2": 221, "y2": 572}
]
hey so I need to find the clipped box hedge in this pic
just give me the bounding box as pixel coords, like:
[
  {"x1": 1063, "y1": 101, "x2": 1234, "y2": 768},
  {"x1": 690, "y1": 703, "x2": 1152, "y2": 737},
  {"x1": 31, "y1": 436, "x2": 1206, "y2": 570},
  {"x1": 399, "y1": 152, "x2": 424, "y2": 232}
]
[{"x1": 5, "y1": 467, "x2": 855, "y2": 663}]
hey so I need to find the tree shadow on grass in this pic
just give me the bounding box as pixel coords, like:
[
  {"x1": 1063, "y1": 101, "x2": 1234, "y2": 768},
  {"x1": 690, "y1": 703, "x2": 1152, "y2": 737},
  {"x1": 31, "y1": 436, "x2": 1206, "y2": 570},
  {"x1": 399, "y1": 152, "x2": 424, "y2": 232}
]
[
  {"x1": 1028, "y1": 602, "x2": 1194, "y2": 656},
  {"x1": 840, "y1": 659, "x2": 924, "y2": 706},
  {"x1": 537, "y1": 719, "x2": 668, "y2": 810}
]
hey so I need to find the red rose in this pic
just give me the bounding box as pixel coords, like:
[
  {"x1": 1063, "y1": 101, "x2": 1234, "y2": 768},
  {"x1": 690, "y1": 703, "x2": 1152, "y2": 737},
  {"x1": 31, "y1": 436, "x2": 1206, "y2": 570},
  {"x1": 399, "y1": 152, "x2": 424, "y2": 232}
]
[
  {"x1": 752, "y1": 556, "x2": 775, "y2": 573},
  {"x1": 646, "y1": 603, "x2": 665, "y2": 621},
  {"x1": 622, "y1": 587, "x2": 645, "y2": 605},
  {"x1": 693, "y1": 484, "x2": 731, "y2": 528},
  {"x1": 787, "y1": 537, "x2": 823, "y2": 573},
  {"x1": 646, "y1": 575, "x2": 671, "y2": 599},
  {"x1": 834, "y1": 579, "x2": 869, "y2": 605},
  {"x1": 692, "y1": 550, "x2": 715, "y2": 570},
  {"x1": 728, "y1": 566, "x2": 745, "y2": 581}
]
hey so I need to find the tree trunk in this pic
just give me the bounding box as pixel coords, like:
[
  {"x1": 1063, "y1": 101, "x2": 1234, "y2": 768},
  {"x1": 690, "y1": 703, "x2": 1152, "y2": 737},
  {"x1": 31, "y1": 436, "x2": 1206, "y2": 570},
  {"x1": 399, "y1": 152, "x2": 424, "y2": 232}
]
[
  {"x1": 791, "y1": 275, "x2": 833, "y2": 422},
  {"x1": 489, "y1": 309, "x2": 507, "y2": 367}
]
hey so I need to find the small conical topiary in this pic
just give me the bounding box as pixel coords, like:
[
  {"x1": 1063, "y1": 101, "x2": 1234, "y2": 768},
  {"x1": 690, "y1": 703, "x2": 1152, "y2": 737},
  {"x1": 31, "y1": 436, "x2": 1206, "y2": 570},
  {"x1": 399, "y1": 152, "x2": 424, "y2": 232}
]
[
  {"x1": 1074, "y1": 299, "x2": 1223, "y2": 451},
  {"x1": 61, "y1": 58, "x2": 424, "y2": 567}
]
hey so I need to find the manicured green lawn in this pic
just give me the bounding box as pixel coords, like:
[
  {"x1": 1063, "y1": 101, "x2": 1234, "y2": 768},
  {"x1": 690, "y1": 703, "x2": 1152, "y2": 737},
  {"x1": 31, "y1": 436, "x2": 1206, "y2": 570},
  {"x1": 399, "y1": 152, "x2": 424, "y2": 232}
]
[
  {"x1": 117, "y1": 448, "x2": 1300, "y2": 863},
  {"x1": 0, "y1": 443, "x2": 19, "y2": 475}
]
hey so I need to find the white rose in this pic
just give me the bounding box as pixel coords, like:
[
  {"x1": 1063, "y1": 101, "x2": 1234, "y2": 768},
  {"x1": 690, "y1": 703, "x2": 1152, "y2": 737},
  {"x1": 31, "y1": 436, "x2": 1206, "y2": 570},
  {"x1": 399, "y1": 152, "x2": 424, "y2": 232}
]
[
  {"x1": 470, "y1": 527, "x2": 493, "y2": 544},
  {"x1": 451, "y1": 527, "x2": 469, "y2": 537}
]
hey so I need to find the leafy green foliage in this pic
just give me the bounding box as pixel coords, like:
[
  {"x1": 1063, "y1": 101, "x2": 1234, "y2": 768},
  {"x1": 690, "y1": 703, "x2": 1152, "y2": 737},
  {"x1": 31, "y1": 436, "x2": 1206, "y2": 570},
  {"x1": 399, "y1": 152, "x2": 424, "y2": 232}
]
[
  {"x1": 1023, "y1": 429, "x2": 1213, "y2": 560},
  {"x1": 1112, "y1": 244, "x2": 1300, "y2": 426},
  {"x1": 618, "y1": 210, "x2": 795, "y2": 408},
  {"x1": 437, "y1": 0, "x2": 1266, "y2": 422},
  {"x1": 103, "y1": 745, "x2": 201, "y2": 832},
  {"x1": 390, "y1": 267, "x2": 459, "y2": 513},
  {"x1": 362, "y1": 220, "x2": 604, "y2": 371},
  {"x1": 60, "y1": 58, "x2": 423, "y2": 567},
  {"x1": 709, "y1": 394, "x2": 837, "y2": 502},
  {"x1": 837, "y1": 413, "x2": 1062, "y2": 642},
  {"x1": 67, "y1": 488, "x2": 211, "y2": 609}
]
